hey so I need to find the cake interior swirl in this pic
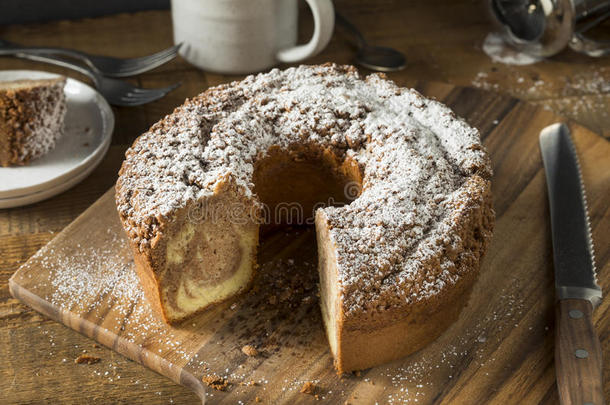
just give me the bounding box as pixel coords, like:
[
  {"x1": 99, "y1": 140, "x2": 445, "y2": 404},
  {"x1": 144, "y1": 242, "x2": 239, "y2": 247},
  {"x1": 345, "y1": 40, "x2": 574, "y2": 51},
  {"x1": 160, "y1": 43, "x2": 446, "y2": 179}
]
[{"x1": 116, "y1": 64, "x2": 494, "y2": 372}]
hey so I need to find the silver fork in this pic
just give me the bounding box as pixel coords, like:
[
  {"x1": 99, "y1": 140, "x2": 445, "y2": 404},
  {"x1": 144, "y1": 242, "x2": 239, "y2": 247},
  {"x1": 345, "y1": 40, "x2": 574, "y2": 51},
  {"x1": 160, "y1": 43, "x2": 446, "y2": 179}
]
[
  {"x1": 3, "y1": 51, "x2": 180, "y2": 106},
  {"x1": 0, "y1": 39, "x2": 182, "y2": 77}
]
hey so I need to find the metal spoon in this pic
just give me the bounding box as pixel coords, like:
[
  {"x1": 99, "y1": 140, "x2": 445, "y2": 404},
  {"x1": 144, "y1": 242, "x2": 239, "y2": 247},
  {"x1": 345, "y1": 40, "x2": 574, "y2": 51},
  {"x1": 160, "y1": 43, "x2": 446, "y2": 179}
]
[{"x1": 336, "y1": 12, "x2": 406, "y2": 72}]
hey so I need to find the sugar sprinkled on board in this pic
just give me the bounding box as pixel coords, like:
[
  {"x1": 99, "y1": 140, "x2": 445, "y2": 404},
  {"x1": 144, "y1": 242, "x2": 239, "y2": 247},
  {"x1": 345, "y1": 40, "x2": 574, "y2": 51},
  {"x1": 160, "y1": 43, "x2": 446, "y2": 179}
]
[
  {"x1": 27, "y1": 228, "x2": 195, "y2": 364},
  {"x1": 22, "y1": 226, "x2": 535, "y2": 403}
]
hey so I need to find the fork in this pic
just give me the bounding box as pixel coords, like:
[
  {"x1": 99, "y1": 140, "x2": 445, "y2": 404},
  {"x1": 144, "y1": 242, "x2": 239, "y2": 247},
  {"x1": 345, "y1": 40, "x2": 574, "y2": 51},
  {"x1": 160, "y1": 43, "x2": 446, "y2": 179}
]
[
  {"x1": 0, "y1": 39, "x2": 182, "y2": 78},
  {"x1": 2, "y1": 51, "x2": 180, "y2": 106}
]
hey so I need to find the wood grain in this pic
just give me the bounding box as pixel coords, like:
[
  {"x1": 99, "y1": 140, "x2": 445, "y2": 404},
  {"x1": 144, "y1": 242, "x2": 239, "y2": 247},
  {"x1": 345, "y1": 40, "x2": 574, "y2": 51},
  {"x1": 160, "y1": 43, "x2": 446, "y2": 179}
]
[
  {"x1": 1, "y1": 1, "x2": 610, "y2": 403},
  {"x1": 556, "y1": 299, "x2": 604, "y2": 405},
  {"x1": 7, "y1": 82, "x2": 610, "y2": 404}
]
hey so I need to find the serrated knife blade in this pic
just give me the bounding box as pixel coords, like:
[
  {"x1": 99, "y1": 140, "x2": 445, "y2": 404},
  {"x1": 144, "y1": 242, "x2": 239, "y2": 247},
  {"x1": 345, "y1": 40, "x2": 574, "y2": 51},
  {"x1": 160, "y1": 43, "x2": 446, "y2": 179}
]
[
  {"x1": 539, "y1": 122, "x2": 604, "y2": 405},
  {"x1": 539, "y1": 123, "x2": 601, "y2": 305}
]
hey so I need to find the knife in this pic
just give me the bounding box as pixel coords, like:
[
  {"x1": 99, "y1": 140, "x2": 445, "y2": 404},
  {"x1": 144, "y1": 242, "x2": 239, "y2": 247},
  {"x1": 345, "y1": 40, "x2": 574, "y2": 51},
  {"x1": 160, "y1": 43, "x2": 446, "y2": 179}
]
[{"x1": 539, "y1": 123, "x2": 604, "y2": 405}]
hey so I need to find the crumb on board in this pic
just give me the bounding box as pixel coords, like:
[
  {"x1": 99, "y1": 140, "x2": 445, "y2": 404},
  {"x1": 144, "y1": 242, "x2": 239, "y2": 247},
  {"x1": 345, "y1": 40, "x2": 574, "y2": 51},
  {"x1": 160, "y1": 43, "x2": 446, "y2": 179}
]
[
  {"x1": 240, "y1": 380, "x2": 258, "y2": 387},
  {"x1": 300, "y1": 381, "x2": 317, "y2": 395},
  {"x1": 241, "y1": 345, "x2": 259, "y2": 357},
  {"x1": 74, "y1": 354, "x2": 100, "y2": 365},
  {"x1": 255, "y1": 396, "x2": 262, "y2": 403},
  {"x1": 202, "y1": 374, "x2": 230, "y2": 391}
]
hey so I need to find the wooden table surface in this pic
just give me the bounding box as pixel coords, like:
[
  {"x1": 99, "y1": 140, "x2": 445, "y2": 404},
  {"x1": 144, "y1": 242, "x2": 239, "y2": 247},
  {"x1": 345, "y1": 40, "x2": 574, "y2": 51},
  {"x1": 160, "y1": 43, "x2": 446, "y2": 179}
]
[{"x1": 1, "y1": 1, "x2": 608, "y2": 403}]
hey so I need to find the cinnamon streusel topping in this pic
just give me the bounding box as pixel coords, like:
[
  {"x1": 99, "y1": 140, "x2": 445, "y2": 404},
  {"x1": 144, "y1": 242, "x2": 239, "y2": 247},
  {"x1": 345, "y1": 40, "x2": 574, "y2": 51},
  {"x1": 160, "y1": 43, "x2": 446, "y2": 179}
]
[{"x1": 116, "y1": 64, "x2": 492, "y2": 316}]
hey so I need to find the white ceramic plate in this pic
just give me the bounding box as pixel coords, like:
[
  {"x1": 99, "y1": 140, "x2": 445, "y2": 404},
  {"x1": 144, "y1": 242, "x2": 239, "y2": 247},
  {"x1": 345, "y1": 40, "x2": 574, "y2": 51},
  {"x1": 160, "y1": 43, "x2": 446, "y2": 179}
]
[
  {"x1": 0, "y1": 70, "x2": 114, "y2": 204},
  {"x1": 0, "y1": 143, "x2": 108, "y2": 209}
]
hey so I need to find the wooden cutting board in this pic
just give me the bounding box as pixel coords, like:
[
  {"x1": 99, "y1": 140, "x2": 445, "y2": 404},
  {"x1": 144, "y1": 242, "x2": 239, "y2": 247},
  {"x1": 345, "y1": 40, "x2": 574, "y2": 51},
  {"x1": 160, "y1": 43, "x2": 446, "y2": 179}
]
[{"x1": 9, "y1": 82, "x2": 610, "y2": 404}]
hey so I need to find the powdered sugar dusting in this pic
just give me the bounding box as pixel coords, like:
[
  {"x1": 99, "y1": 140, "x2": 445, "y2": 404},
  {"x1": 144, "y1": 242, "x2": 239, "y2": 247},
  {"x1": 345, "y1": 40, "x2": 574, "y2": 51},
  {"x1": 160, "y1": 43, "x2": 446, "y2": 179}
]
[
  {"x1": 116, "y1": 63, "x2": 493, "y2": 316},
  {"x1": 49, "y1": 232, "x2": 142, "y2": 308},
  {"x1": 18, "y1": 228, "x2": 200, "y2": 363},
  {"x1": 19, "y1": 79, "x2": 67, "y2": 161},
  {"x1": 0, "y1": 77, "x2": 67, "y2": 164}
]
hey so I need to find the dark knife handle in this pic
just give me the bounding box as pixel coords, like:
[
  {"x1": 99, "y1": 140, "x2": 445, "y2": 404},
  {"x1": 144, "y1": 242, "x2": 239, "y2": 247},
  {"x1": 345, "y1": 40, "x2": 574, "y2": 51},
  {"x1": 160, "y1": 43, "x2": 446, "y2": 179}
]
[{"x1": 556, "y1": 299, "x2": 604, "y2": 405}]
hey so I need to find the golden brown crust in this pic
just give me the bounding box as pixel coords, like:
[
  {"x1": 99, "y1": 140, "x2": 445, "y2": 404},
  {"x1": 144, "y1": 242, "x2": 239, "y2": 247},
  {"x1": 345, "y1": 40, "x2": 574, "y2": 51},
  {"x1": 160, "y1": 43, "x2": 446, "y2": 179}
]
[
  {"x1": 335, "y1": 271, "x2": 477, "y2": 373},
  {"x1": 332, "y1": 176, "x2": 494, "y2": 372},
  {"x1": 130, "y1": 238, "x2": 169, "y2": 322}
]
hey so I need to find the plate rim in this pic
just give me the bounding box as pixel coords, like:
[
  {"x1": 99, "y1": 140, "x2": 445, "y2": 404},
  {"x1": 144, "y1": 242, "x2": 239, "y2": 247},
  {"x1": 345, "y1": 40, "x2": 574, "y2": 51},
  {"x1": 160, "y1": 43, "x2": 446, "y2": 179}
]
[{"x1": 0, "y1": 137, "x2": 111, "y2": 209}]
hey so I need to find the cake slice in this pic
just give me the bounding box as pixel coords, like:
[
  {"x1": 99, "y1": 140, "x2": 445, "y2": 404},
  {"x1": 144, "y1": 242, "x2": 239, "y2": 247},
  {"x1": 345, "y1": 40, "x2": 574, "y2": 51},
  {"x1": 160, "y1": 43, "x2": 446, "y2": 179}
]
[
  {"x1": 0, "y1": 77, "x2": 67, "y2": 167},
  {"x1": 127, "y1": 178, "x2": 261, "y2": 323}
]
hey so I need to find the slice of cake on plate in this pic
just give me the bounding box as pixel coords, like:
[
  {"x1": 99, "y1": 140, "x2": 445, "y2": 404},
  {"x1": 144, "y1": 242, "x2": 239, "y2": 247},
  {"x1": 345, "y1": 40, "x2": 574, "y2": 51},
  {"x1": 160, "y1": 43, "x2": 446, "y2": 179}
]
[{"x1": 0, "y1": 77, "x2": 67, "y2": 167}]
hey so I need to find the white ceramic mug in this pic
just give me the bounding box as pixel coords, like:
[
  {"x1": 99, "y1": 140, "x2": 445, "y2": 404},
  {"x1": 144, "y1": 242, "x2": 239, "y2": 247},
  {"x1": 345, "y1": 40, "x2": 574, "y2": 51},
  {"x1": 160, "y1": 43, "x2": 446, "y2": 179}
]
[{"x1": 171, "y1": 0, "x2": 335, "y2": 74}]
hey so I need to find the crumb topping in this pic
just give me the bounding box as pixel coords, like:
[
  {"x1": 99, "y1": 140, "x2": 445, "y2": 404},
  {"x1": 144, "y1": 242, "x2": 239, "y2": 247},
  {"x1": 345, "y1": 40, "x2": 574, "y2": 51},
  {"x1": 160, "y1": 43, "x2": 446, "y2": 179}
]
[
  {"x1": 74, "y1": 354, "x2": 101, "y2": 364},
  {"x1": 116, "y1": 63, "x2": 492, "y2": 315},
  {"x1": 0, "y1": 77, "x2": 66, "y2": 166}
]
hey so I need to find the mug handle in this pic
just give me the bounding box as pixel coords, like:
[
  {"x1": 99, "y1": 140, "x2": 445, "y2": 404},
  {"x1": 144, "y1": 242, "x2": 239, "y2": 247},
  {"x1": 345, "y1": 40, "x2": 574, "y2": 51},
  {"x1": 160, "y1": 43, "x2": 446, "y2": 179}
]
[{"x1": 276, "y1": 0, "x2": 335, "y2": 63}]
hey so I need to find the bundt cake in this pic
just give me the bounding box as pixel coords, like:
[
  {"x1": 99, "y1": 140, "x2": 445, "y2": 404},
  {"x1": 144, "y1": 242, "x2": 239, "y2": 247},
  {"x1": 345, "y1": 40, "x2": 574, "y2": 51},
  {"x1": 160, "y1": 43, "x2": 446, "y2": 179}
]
[
  {"x1": 0, "y1": 77, "x2": 67, "y2": 167},
  {"x1": 115, "y1": 64, "x2": 494, "y2": 372}
]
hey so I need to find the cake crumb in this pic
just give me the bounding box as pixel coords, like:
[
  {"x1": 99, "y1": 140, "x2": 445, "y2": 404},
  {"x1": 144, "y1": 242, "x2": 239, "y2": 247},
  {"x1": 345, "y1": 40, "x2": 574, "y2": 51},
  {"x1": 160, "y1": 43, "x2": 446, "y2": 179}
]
[
  {"x1": 202, "y1": 374, "x2": 230, "y2": 391},
  {"x1": 74, "y1": 354, "x2": 100, "y2": 365},
  {"x1": 255, "y1": 396, "x2": 262, "y2": 403},
  {"x1": 241, "y1": 345, "x2": 259, "y2": 357},
  {"x1": 300, "y1": 382, "x2": 317, "y2": 395},
  {"x1": 240, "y1": 380, "x2": 258, "y2": 387}
]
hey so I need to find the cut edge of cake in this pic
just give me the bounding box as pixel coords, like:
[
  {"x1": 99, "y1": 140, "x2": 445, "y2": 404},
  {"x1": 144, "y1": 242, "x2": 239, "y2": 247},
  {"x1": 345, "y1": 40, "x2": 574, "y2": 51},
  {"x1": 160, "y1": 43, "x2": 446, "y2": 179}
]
[{"x1": 126, "y1": 177, "x2": 261, "y2": 324}]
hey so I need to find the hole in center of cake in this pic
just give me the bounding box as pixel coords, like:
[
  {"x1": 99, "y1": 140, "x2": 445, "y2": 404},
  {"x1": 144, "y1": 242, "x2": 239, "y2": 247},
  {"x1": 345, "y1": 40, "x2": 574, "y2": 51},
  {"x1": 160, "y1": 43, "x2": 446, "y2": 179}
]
[{"x1": 253, "y1": 143, "x2": 362, "y2": 232}]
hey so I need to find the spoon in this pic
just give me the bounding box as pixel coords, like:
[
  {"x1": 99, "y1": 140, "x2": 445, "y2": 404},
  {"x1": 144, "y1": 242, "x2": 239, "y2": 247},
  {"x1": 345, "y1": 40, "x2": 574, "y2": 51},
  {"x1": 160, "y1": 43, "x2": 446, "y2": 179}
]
[{"x1": 336, "y1": 12, "x2": 406, "y2": 72}]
